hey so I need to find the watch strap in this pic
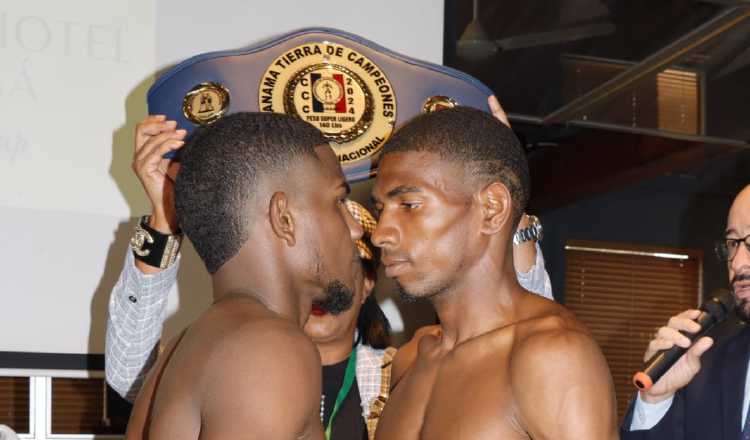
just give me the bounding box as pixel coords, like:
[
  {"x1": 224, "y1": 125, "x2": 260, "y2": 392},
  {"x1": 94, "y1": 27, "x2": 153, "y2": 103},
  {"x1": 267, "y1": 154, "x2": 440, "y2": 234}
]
[{"x1": 513, "y1": 215, "x2": 543, "y2": 245}]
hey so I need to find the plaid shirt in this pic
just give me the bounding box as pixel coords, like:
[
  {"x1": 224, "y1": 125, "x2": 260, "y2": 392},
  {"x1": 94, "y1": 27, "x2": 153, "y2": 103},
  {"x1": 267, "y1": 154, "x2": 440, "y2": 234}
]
[
  {"x1": 356, "y1": 343, "x2": 390, "y2": 417},
  {"x1": 105, "y1": 250, "x2": 178, "y2": 402}
]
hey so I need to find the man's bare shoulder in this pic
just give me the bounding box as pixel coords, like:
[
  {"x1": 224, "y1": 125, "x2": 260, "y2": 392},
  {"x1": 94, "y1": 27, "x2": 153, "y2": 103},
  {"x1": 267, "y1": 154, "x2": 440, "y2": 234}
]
[
  {"x1": 507, "y1": 298, "x2": 618, "y2": 440},
  {"x1": 195, "y1": 306, "x2": 323, "y2": 439},
  {"x1": 205, "y1": 310, "x2": 319, "y2": 376},
  {"x1": 401, "y1": 324, "x2": 443, "y2": 351},
  {"x1": 190, "y1": 296, "x2": 309, "y2": 349},
  {"x1": 164, "y1": 298, "x2": 320, "y2": 396},
  {"x1": 510, "y1": 295, "x2": 601, "y2": 374},
  {"x1": 390, "y1": 324, "x2": 442, "y2": 387},
  {"x1": 511, "y1": 318, "x2": 600, "y2": 372},
  {"x1": 509, "y1": 290, "x2": 585, "y2": 333}
]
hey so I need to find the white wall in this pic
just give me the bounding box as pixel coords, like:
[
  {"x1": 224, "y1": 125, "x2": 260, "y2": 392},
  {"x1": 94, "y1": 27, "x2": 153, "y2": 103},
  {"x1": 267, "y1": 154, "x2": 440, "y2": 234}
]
[{"x1": 0, "y1": 0, "x2": 444, "y2": 356}]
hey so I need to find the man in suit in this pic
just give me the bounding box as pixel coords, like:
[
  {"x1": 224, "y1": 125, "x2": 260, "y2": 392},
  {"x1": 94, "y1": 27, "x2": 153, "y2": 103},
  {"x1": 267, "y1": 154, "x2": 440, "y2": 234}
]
[{"x1": 621, "y1": 183, "x2": 750, "y2": 439}]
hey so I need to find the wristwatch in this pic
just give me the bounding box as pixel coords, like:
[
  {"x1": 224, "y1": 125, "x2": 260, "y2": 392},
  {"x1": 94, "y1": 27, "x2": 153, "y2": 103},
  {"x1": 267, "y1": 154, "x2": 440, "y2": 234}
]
[
  {"x1": 129, "y1": 216, "x2": 182, "y2": 269},
  {"x1": 513, "y1": 214, "x2": 543, "y2": 245}
]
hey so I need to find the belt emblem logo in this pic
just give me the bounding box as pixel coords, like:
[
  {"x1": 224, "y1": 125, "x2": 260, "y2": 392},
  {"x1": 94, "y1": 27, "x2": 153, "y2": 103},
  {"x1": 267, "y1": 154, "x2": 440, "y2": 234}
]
[
  {"x1": 259, "y1": 42, "x2": 396, "y2": 170},
  {"x1": 182, "y1": 82, "x2": 230, "y2": 125}
]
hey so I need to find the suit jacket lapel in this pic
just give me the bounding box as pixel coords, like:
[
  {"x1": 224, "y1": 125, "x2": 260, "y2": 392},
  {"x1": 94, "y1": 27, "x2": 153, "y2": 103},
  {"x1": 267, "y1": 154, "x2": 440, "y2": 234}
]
[{"x1": 721, "y1": 326, "x2": 750, "y2": 439}]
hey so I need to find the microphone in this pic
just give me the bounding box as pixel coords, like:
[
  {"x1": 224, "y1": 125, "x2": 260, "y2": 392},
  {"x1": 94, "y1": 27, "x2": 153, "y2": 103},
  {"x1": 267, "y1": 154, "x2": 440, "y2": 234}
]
[{"x1": 632, "y1": 288, "x2": 735, "y2": 391}]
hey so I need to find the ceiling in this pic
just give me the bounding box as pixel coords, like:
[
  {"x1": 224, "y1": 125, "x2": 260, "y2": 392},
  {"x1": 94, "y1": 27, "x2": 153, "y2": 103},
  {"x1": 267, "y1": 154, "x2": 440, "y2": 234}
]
[{"x1": 444, "y1": 0, "x2": 750, "y2": 209}]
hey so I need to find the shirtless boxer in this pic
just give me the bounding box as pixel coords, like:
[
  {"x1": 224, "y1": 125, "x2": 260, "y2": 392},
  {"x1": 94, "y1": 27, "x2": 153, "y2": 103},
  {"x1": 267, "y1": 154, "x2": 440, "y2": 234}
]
[
  {"x1": 371, "y1": 106, "x2": 619, "y2": 440},
  {"x1": 124, "y1": 112, "x2": 363, "y2": 440}
]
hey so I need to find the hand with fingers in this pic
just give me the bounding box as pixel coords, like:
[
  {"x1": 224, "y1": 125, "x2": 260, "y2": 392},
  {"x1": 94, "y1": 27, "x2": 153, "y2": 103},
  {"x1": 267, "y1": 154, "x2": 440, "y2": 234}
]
[
  {"x1": 640, "y1": 309, "x2": 715, "y2": 404},
  {"x1": 132, "y1": 115, "x2": 187, "y2": 235}
]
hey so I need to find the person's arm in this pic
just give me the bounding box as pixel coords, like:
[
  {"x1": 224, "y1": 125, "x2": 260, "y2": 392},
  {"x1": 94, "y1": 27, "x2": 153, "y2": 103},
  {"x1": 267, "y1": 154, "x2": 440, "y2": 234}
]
[
  {"x1": 636, "y1": 309, "x2": 713, "y2": 404},
  {"x1": 105, "y1": 250, "x2": 179, "y2": 401},
  {"x1": 513, "y1": 214, "x2": 552, "y2": 299},
  {"x1": 619, "y1": 309, "x2": 713, "y2": 435},
  {"x1": 620, "y1": 390, "x2": 686, "y2": 440},
  {"x1": 199, "y1": 324, "x2": 324, "y2": 440},
  {"x1": 105, "y1": 115, "x2": 186, "y2": 401},
  {"x1": 515, "y1": 241, "x2": 553, "y2": 299},
  {"x1": 628, "y1": 392, "x2": 675, "y2": 430},
  {"x1": 512, "y1": 329, "x2": 619, "y2": 440}
]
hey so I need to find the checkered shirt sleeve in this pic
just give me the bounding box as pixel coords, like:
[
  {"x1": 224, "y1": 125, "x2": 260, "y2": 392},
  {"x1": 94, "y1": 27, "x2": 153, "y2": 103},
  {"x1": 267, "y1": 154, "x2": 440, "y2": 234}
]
[
  {"x1": 356, "y1": 343, "x2": 387, "y2": 417},
  {"x1": 105, "y1": 249, "x2": 179, "y2": 402},
  {"x1": 516, "y1": 242, "x2": 553, "y2": 300}
]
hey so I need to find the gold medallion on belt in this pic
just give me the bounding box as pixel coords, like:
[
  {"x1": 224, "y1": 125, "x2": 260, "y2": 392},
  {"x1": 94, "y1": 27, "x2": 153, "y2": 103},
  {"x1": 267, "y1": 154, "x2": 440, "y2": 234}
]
[
  {"x1": 259, "y1": 42, "x2": 397, "y2": 170},
  {"x1": 182, "y1": 82, "x2": 230, "y2": 125}
]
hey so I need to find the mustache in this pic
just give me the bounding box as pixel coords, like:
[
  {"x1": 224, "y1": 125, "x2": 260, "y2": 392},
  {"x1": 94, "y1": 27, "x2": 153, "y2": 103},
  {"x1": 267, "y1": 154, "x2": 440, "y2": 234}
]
[{"x1": 312, "y1": 280, "x2": 354, "y2": 315}]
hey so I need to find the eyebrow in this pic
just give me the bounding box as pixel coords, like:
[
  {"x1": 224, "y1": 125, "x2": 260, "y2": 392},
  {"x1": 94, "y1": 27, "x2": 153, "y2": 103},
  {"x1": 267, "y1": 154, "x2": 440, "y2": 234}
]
[
  {"x1": 371, "y1": 185, "x2": 422, "y2": 205},
  {"x1": 386, "y1": 185, "x2": 422, "y2": 198}
]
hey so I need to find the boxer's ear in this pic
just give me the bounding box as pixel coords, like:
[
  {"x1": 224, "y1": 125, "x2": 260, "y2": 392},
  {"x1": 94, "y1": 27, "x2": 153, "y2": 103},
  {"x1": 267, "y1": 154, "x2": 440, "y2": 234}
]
[
  {"x1": 478, "y1": 182, "x2": 512, "y2": 235},
  {"x1": 269, "y1": 191, "x2": 295, "y2": 246}
]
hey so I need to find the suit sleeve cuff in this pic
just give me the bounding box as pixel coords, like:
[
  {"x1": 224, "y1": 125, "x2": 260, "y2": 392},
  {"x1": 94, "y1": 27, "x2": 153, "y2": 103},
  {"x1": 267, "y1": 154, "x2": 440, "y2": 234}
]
[{"x1": 630, "y1": 392, "x2": 674, "y2": 431}]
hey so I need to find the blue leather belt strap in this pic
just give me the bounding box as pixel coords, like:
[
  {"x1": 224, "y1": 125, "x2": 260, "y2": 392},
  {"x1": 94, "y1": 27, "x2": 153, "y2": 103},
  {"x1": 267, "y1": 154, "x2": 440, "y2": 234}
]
[{"x1": 148, "y1": 27, "x2": 494, "y2": 181}]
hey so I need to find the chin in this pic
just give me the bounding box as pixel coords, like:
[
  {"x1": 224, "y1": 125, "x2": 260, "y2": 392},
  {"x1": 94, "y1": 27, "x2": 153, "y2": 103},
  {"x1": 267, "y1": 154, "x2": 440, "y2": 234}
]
[
  {"x1": 304, "y1": 318, "x2": 334, "y2": 340},
  {"x1": 396, "y1": 280, "x2": 442, "y2": 304}
]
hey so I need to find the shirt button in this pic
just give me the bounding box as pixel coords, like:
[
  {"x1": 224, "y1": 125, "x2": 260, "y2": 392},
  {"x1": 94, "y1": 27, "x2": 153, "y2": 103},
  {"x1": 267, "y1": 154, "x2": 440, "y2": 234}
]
[{"x1": 128, "y1": 295, "x2": 137, "y2": 303}]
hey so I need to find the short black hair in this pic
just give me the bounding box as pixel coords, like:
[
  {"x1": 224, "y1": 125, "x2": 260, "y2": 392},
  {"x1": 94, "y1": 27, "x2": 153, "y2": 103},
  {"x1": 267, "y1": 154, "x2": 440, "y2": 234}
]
[
  {"x1": 175, "y1": 112, "x2": 328, "y2": 273},
  {"x1": 382, "y1": 106, "x2": 530, "y2": 226}
]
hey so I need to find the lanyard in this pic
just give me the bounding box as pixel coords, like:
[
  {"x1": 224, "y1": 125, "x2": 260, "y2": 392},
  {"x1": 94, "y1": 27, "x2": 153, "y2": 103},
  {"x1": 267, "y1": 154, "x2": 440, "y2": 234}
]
[{"x1": 325, "y1": 349, "x2": 358, "y2": 440}]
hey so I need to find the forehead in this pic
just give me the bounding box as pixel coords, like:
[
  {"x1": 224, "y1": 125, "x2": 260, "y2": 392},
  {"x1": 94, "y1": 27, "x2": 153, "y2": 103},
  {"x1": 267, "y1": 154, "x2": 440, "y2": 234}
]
[
  {"x1": 727, "y1": 187, "x2": 750, "y2": 235},
  {"x1": 373, "y1": 151, "x2": 467, "y2": 198}
]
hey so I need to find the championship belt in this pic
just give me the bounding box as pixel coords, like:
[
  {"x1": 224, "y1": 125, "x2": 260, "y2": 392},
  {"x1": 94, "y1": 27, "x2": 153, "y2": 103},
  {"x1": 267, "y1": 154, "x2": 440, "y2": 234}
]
[{"x1": 148, "y1": 28, "x2": 494, "y2": 181}]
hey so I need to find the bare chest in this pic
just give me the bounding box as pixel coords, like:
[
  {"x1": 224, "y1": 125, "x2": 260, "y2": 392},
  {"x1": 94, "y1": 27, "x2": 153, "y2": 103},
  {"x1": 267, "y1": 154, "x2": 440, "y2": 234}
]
[
  {"x1": 422, "y1": 352, "x2": 529, "y2": 440},
  {"x1": 378, "y1": 341, "x2": 530, "y2": 440}
]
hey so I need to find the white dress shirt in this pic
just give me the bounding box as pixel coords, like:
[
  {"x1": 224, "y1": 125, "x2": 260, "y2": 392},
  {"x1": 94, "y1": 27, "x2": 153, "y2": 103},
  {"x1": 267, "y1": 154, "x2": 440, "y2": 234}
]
[{"x1": 630, "y1": 355, "x2": 750, "y2": 431}]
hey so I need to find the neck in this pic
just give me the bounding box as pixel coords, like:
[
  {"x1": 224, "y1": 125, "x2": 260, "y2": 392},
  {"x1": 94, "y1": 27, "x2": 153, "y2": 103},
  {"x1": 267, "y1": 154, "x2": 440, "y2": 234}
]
[
  {"x1": 211, "y1": 245, "x2": 310, "y2": 327},
  {"x1": 316, "y1": 331, "x2": 356, "y2": 366},
  {"x1": 431, "y1": 249, "x2": 522, "y2": 348}
]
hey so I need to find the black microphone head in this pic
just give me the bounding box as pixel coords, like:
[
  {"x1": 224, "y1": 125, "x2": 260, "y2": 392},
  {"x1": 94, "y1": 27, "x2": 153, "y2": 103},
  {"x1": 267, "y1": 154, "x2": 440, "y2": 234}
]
[{"x1": 701, "y1": 288, "x2": 735, "y2": 320}]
